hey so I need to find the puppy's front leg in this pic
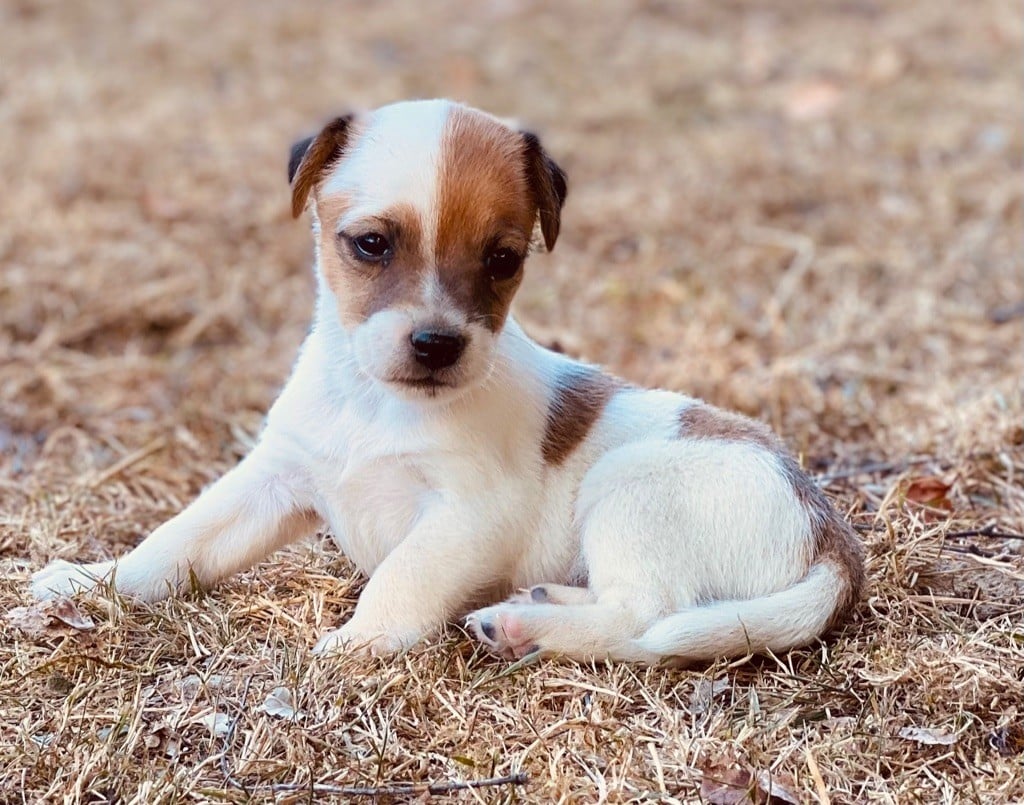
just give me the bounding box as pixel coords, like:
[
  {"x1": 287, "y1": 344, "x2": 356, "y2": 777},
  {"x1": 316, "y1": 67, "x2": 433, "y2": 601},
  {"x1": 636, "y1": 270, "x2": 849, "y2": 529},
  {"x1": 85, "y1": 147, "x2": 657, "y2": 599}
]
[
  {"x1": 31, "y1": 439, "x2": 319, "y2": 602},
  {"x1": 314, "y1": 507, "x2": 501, "y2": 656}
]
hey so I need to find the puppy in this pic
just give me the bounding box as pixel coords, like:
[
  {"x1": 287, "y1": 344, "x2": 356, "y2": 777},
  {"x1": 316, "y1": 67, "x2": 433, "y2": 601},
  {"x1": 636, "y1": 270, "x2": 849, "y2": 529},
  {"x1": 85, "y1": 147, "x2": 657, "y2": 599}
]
[{"x1": 31, "y1": 99, "x2": 864, "y2": 663}]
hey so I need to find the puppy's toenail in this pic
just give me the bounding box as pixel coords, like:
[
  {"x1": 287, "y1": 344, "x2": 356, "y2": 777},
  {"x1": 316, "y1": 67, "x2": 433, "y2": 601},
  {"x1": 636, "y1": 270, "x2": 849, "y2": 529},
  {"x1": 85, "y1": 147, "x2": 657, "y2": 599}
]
[
  {"x1": 531, "y1": 586, "x2": 548, "y2": 603},
  {"x1": 481, "y1": 620, "x2": 496, "y2": 640}
]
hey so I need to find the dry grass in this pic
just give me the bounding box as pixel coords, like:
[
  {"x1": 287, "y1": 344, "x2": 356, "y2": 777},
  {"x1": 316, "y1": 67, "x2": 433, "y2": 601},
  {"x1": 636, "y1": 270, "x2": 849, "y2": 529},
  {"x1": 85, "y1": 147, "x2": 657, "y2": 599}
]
[{"x1": 2, "y1": 0, "x2": 1022, "y2": 802}]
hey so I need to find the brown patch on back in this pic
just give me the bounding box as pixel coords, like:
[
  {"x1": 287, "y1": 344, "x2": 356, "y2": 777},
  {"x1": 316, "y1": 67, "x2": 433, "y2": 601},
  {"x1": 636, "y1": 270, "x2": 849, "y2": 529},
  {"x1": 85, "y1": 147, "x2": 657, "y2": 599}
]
[
  {"x1": 678, "y1": 403, "x2": 785, "y2": 452},
  {"x1": 316, "y1": 197, "x2": 428, "y2": 327},
  {"x1": 436, "y1": 108, "x2": 537, "y2": 332},
  {"x1": 780, "y1": 457, "x2": 866, "y2": 631},
  {"x1": 542, "y1": 366, "x2": 622, "y2": 465},
  {"x1": 679, "y1": 402, "x2": 865, "y2": 632}
]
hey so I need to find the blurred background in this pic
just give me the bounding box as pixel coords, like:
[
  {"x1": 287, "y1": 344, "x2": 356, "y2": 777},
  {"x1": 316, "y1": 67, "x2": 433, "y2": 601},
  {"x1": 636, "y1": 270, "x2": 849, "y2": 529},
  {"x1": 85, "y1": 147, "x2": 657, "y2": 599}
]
[{"x1": 1, "y1": 0, "x2": 1021, "y2": 504}]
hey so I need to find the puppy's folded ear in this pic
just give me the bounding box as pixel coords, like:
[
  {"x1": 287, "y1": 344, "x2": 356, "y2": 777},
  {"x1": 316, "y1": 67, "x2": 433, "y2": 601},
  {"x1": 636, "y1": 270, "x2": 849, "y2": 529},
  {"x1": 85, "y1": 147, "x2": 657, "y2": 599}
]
[
  {"x1": 289, "y1": 114, "x2": 354, "y2": 219},
  {"x1": 522, "y1": 132, "x2": 568, "y2": 251}
]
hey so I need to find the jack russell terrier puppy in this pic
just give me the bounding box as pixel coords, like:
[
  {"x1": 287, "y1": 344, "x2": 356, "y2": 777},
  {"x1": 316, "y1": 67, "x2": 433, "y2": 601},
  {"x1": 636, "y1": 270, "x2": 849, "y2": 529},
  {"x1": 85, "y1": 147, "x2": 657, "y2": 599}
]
[{"x1": 32, "y1": 99, "x2": 864, "y2": 663}]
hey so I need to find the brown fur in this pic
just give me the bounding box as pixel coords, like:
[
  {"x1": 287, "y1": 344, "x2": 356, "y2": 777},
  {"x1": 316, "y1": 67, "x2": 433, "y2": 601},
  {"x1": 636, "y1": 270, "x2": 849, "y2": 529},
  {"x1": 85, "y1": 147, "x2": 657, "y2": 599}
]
[
  {"x1": 521, "y1": 131, "x2": 568, "y2": 251},
  {"x1": 315, "y1": 198, "x2": 428, "y2": 328},
  {"x1": 780, "y1": 459, "x2": 866, "y2": 631},
  {"x1": 290, "y1": 115, "x2": 354, "y2": 219},
  {"x1": 294, "y1": 107, "x2": 567, "y2": 336},
  {"x1": 677, "y1": 404, "x2": 784, "y2": 452},
  {"x1": 678, "y1": 403, "x2": 865, "y2": 630},
  {"x1": 436, "y1": 108, "x2": 538, "y2": 332},
  {"x1": 302, "y1": 107, "x2": 557, "y2": 334},
  {"x1": 542, "y1": 367, "x2": 622, "y2": 465}
]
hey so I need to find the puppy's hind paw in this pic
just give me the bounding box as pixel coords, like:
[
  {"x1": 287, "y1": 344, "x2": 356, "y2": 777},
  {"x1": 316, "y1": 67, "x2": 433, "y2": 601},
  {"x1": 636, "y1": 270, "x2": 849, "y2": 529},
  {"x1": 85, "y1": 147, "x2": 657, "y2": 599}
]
[
  {"x1": 465, "y1": 605, "x2": 539, "y2": 659},
  {"x1": 30, "y1": 560, "x2": 115, "y2": 601}
]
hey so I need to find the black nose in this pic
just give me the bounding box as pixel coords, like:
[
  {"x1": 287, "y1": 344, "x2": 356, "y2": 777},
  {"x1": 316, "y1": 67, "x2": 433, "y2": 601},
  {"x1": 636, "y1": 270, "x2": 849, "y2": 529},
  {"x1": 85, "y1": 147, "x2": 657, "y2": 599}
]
[{"x1": 410, "y1": 330, "x2": 466, "y2": 371}]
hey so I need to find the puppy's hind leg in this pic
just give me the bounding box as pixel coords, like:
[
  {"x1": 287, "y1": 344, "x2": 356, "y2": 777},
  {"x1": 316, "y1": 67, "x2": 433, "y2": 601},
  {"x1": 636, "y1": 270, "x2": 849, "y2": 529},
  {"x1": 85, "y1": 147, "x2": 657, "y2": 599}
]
[{"x1": 467, "y1": 591, "x2": 663, "y2": 662}]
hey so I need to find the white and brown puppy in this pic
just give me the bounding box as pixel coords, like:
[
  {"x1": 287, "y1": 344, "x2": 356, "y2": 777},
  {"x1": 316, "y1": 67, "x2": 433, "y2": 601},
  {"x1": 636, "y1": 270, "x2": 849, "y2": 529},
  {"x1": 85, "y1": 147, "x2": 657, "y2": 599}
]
[{"x1": 31, "y1": 99, "x2": 864, "y2": 663}]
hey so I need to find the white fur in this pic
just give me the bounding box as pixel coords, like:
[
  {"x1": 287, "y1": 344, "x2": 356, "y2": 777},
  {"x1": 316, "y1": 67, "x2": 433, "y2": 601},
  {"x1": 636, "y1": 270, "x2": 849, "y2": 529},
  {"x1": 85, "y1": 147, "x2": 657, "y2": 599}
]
[
  {"x1": 30, "y1": 100, "x2": 845, "y2": 663},
  {"x1": 322, "y1": 99, "x2": 449, "y2": 255}
]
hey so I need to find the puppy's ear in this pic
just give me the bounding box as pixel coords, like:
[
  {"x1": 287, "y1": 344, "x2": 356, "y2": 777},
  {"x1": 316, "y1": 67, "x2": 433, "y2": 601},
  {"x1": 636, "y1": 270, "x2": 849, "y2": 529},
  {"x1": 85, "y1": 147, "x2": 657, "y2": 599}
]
[
  {"x1": 522, "y1": 132, "x2": 568, "y2": 251},
  {"x1": 289, "y1": 114, "x2": 353, "y2": 219}
]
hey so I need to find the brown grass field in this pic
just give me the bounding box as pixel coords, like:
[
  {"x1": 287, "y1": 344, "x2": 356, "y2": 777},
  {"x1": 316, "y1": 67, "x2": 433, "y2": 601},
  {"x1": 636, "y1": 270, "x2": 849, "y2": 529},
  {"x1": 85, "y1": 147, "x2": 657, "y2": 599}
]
[{"x1": 2, "y1": 1, "x2": 1022, "y2": 802}]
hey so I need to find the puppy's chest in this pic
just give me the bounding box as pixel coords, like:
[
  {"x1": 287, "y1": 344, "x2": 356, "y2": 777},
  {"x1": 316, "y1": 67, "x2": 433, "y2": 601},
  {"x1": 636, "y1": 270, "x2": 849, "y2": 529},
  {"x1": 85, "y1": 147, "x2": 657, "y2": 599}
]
[{"x1": 312, "y1": 455, "x2": 433, "y2": 575}]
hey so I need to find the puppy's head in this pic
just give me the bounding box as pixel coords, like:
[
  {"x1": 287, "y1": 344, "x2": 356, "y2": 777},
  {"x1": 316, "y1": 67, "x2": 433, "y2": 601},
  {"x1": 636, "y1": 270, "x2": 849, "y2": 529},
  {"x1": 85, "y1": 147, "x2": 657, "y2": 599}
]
[{"x1": 289, "y1": 100, "x2": 567, "y2": 401}]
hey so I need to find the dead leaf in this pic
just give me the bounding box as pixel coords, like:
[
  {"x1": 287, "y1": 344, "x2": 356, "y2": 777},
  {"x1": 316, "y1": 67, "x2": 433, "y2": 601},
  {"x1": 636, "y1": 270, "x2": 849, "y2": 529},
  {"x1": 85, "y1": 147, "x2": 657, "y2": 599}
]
[
  {"x1": 50, "y1": 598, "x2": 95, "y2": 630},
  {"x1": 690, "y1": 677, "x2": 730, "y2": 715},
  {"x1": 898, "y1": 726, "x2": 958, "y2": 746},
  {"x1": 904, "y1": 476, "x2": 954, "y2": 514},
  {"x1": 141, "y1": 190, "x2": 185, "y2": 222},
  {"x1": 177, "y1": 672, "x2": 228, "y2": 701},
  {"x1": 164, "y1": 734, "x2": 181, "y2": 759},
  {"x1": 754, "y1": 769, "x2": 803, "y2": 804},
  {"x1": 6, "y1": 606, "x2": 50, "y2": 638},
  {"x1": 701, "y1": 764, "x2": 762, "y2": 805},
  {"x1": 259, "y1": 686, "x2": 305, "y2": 720},
  {"x1": 783, "y1": 80, "x2": 843, "y2": 121},
  {"x1": 196, "y1": 711, "x2": 233, "y2": 737},
  {"x1": 701, "y1": 759, "x2": 806, "y2": 804},
  {"x1": 865, "y1": 47, "x2": 906, "y2": 85},
  {"x1": 6, "y1": 598, "x2": 95, "y2": 636},
  {"x1": 988, "y1": 724, "x2": 1024, "y2": 756}
]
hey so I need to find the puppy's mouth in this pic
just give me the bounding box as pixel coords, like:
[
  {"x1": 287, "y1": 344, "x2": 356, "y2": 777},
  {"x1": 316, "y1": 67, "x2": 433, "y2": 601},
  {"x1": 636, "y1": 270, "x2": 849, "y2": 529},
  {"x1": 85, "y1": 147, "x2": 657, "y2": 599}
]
[{"x1": 387, "y1": 374, "x2": 457, "y2": 396}]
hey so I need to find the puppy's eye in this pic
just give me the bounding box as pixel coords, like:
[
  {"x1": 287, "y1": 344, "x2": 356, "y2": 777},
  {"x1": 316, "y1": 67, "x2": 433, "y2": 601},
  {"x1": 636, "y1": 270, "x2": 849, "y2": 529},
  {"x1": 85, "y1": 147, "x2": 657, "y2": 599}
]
[
  {"x1": 485, "y1": 247, "x2": 522, "y2": 281},
  {"x1": 350, "y1": 232, "x2": 391, "y2": 261}
]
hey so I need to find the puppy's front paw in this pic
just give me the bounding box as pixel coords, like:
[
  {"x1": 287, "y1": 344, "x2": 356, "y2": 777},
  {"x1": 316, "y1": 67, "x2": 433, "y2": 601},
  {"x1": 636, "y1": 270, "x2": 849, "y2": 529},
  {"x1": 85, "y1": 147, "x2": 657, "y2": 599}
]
[
  {"x1": 30, "y1": 560, "x2": 115, "y2": 601},
  {"x1": 466, "y1": 605, "x2": 539, "y2": 659},
  {"x1": 312, "y1": 624, "x2": 409, "y2": 658}
]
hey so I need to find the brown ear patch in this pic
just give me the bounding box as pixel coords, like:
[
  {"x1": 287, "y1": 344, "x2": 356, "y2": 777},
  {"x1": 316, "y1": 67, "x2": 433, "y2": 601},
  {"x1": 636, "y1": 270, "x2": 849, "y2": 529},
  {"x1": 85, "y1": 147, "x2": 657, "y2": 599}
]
[
  {"x1": 290, "y1": 115, "x2": 354, "y2": 219},
  {"x1": 542, "y1": 366, "x2": 622, "y2": 465},
  {"x1": 679, "y1": 402, "x2": 865, "y2": 631}
]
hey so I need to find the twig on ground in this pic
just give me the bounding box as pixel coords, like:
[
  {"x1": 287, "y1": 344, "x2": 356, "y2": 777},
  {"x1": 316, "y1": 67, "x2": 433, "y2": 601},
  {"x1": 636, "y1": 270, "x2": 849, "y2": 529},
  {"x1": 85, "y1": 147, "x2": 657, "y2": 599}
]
[
  {"x1": 87, "y1": 436, "x2": 167, "y2": 488},
  {"x1": 854, "y1": 523, "x2": 1024, "y2": 540},
  {"x1": 939, "y1": 544, "x2": 1000, "y2": 558},
  {"x1": 218, "y1": 676, "x2": 529, "y2": 797},
  {"x1": 815, "y1": 456, "x2": 937, "y2": 485},
  {"x1": 234, "y1": 773, "x2": 531, "y2": 797},
  {"x1": 945, "y1": 525, "x2": 1024, "y2": 541}
]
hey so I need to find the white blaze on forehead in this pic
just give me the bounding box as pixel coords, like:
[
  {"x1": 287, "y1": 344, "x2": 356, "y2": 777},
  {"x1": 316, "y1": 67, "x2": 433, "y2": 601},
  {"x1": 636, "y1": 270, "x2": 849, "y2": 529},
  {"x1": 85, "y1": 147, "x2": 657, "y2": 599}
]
[{"x1": 322, "y1": 99, "x2": 453, "y2": 250}]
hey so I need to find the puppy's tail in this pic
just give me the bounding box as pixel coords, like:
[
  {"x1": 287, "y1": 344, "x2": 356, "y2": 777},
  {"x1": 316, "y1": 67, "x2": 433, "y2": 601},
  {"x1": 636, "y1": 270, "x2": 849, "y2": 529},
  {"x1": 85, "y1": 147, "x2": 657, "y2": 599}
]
[{"x1": 634, "y1": 516, "x2": 864, "y2": 661}]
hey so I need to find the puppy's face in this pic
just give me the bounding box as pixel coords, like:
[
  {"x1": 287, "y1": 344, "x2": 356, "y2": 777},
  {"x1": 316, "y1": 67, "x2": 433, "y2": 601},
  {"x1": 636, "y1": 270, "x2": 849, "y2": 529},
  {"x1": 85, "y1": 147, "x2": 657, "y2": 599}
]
[{"x1": 289, "y1": 100, "x2": 567, "y2": 401}]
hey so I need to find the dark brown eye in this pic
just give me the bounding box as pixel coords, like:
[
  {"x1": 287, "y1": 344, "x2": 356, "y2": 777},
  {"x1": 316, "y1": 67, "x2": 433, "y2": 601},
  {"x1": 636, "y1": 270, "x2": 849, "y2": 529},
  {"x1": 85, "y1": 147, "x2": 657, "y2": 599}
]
[
  {"x1": 485, "y1": 247, "x2": 522, "y2": 281},
  {"x1": 351, "y1": 232, "x2": 391, "y2": 261}
]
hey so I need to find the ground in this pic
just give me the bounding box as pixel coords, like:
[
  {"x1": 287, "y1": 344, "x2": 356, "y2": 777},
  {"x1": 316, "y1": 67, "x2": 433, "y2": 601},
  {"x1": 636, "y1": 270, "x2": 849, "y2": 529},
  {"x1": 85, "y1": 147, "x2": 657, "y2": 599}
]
[{"x1": 1, "y1": 0, "x2": 1022, "y2": 802}]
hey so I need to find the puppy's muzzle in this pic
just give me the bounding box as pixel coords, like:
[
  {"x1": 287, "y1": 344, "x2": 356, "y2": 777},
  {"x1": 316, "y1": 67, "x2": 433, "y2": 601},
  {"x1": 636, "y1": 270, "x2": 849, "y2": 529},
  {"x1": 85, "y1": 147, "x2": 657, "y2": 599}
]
[{"x1": 410, "y1": 330, "x2": 466, "y2": 371}]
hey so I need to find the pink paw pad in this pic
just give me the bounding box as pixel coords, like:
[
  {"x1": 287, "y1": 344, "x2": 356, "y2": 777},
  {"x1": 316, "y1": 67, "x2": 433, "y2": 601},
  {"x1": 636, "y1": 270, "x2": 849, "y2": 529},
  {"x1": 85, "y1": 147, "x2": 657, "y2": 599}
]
[{"x1": 466, "y1": 606, "x2": 539, "y2": 659}]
